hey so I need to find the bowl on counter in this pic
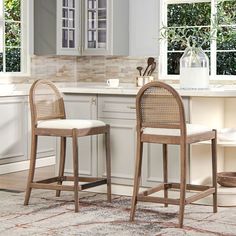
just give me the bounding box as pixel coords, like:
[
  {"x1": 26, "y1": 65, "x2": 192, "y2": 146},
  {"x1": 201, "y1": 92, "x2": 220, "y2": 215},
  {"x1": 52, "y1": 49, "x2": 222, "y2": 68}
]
[{"x1": 217, "y1": 172, "x2": 236, "y2": 187}]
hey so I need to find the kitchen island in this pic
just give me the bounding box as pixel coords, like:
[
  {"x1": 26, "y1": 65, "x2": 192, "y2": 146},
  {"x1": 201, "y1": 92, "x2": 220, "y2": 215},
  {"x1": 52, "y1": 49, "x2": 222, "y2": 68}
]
[{"x1": 1, "y1": 82, "x2": 236, "y2": 206}]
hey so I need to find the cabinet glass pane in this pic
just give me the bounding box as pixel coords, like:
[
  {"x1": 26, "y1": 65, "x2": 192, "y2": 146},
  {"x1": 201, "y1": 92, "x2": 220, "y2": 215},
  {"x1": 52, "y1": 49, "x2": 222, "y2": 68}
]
[
  {"x1": 68, "y1": 0, "x2": 75, "y2": 8},
  {"x1": 68, "y1": 9, "x2": 75, "y2": 28},
  {"x1": 88, "y1": 0, "x2": 97, "y2": 9},
  {"x1": 63, "y1": 0, "x2": 68, "y2": 7},
  {"x1": 69, "y1": 29, "x2": 75, "y2": 48},
  {"x1": 98, "y1": 9, "x2": 106, "y2": 19},
  {"x1": 88, "y1": 30, "x2": 96, "y2": 48},
  {"x1": 63, "y1": 19, "x2": 68, "y2": 27},
  {"x1": 98, "y1": 20, "x2": 106, "y2": 28},
  {"x1": 98, "y1": 30, "x2": 106, "y2": 48},
  {"x1": 62, "y1": 29, "x2": 68, "y2": 48},
  {"x1": 63, "y1": 8, "x2": 68, "y2": 18},
  {"x1": 98, "y1": 0, "x2": 106, "y2": 8},
  {"x1": 88, "y1": 20, "x2": 96, "y2": 29},
  {"x1": 88, "y1": 10, "x2": 96, "y2": 25}
]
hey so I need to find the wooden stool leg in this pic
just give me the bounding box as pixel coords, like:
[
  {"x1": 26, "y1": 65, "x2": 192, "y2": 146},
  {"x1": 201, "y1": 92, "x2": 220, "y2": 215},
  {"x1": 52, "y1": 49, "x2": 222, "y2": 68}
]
[
  {"x1": 72, "y1": 129, "x2": 79, "y2": 212},
  {"x1": 179, "y1": 142, "x2": 187, "y2": 228},
  {"x1": 56, "y1": 137, "x2": 66, "y2": 197},
  {"x1": 24, "y1": 134, "x2": 38, "y2": 205},
  {"x1": 130, "y1": 135, "x2": 143, "y2": 221},
  {"x1": 105, "y1": 128, "x2": 112, "y2": 202},
  {"x1": 212, "y1": 130, "x2": 217, "y2": 213},
  {"x1": 163, "y1": 144, "x2": 168, "y2": 207}
]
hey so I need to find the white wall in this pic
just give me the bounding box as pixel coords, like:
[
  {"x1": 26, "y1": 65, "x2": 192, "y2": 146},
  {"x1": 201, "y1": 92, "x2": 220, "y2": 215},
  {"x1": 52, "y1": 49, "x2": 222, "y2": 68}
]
[{"x1": 129, "y1": 0, "x2": 159, "y2": 56}]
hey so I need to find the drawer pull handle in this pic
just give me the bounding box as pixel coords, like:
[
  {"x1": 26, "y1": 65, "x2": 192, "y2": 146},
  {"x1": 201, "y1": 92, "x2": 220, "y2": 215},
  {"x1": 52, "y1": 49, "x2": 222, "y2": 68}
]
[{"x1": 127, "y1": 106, "x2": 136, "y2": 110}]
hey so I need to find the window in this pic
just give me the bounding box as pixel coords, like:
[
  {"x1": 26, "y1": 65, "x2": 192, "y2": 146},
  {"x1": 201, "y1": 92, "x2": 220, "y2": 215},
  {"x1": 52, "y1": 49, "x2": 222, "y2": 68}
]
[
  {"x1": 0, "y1": 0, "x2": 28, "y2": 74},
  {"x1": 159, "y1": 0, "x2": 236, "y2": 80}
]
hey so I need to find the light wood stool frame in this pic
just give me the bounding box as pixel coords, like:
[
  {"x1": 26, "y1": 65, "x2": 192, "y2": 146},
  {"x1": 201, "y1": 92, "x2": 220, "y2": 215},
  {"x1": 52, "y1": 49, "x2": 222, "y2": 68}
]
[
  {"x1": 130, "y1": 81, "x2": 217, "y2": 228},
  {"x1": 24, "y1": 79, "x2": 111, "y2": 212}
]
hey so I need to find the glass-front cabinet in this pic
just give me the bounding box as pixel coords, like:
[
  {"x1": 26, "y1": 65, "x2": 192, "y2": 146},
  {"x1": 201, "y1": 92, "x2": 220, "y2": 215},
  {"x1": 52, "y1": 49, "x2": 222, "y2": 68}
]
[
  {"x1": 57, "y1": 0, "x2": 80, "y2": 55},
  {"x1": 34, "y1": 0, "x2": 128, "y2": 56},
  {"x1": 83, "y1": 0, "x2": 110, "y2": 55}
]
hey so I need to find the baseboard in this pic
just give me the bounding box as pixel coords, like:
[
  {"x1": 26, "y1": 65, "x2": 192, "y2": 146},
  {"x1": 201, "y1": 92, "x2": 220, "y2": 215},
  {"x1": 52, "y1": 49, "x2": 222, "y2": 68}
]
[{"x1": 0, "y1": 156, "x2": 55, "y2": 175}]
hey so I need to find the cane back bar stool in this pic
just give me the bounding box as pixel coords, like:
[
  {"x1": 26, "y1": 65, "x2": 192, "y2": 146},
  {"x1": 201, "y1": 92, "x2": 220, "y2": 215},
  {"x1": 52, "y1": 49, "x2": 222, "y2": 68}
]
[
  {"x1": 24, "y1": 79, "x2": 111, "y2": 212},
  {"x1": 130, "y1": 81, "x2": 217, "y2": 228}
]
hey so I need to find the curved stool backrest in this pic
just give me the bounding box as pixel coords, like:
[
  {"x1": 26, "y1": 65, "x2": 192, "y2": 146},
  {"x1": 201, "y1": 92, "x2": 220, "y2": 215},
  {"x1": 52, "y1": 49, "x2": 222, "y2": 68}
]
[{"x1": 30, "y1": 79, "x2": 66, "y2": 126}]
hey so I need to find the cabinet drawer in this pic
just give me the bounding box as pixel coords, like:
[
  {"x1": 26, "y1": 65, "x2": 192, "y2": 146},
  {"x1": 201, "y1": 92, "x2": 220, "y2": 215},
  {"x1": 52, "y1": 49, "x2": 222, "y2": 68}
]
[{"x1": 98, "y1": 95, "x2": 136, "y2": 120}]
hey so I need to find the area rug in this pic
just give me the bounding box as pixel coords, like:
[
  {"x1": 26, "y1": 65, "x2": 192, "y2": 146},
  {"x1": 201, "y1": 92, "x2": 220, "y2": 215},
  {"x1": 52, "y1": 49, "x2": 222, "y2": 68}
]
[{"x1": 1, "y1": 190, "x2": 236, "y2": 236}]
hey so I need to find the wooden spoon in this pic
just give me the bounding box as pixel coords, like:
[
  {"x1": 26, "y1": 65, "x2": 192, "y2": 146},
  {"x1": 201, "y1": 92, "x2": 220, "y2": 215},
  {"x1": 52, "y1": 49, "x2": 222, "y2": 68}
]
[
  {"x1": 147, "y1": 62, "x2": 156, "y2": 76},
  {"x1": 136, "y1": 66, "x2": 143, "y2": 76},
  {"x1": 143, "y1": 57, "x2": 155, "y2": 76}
]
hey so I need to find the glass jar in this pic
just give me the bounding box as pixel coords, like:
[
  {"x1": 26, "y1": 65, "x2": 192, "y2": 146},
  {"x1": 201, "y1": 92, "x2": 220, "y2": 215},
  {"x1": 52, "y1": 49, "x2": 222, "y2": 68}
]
[{"x1": 180, "y1": 46, "x2": 209, "y2": 89}]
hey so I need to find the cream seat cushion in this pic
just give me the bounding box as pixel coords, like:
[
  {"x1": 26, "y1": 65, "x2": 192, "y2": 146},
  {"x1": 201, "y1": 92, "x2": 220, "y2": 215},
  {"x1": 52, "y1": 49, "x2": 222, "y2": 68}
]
[
  {"x1": 37, "y1": 119, "x2": 106, "y2": 129},
  {"x1": 143, "y1": 124, "x2": 212, "y2": 136}
]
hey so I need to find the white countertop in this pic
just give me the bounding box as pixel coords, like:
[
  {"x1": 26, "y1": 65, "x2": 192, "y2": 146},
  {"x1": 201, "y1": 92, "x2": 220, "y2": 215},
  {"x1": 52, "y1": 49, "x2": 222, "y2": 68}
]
[
  {"x1": 60, "y1": 83, "x2": 236, "y2": 97},
  {"x1": 1, "y1": 82, "x2": 236, "y2": 97}
]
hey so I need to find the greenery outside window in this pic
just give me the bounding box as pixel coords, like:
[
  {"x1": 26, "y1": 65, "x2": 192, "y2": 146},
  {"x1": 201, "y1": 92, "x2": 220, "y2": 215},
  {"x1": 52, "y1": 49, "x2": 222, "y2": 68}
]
[
  {"x1": 0, "y1": 0, "x2": 28, "y2": 75},
  {"x1": 159, "y1": 0, "x2": 236, "y2": 80}
]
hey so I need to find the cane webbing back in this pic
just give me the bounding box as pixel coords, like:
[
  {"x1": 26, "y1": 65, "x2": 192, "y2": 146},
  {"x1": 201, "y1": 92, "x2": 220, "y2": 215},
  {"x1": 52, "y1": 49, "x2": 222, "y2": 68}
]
[
  {"x1": 30, "y1": 80, "x2": 65, "y2": 124},
  {"x1": 137, "y1": 82, "x2": 185, "y2": 129}
]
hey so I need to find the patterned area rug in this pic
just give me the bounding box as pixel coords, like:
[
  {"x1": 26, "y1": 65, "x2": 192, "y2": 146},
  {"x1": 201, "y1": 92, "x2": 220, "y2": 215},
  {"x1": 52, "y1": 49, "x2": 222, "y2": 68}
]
[{"x1": 1, "y1": 189, "x2": 236, "y2": 236}]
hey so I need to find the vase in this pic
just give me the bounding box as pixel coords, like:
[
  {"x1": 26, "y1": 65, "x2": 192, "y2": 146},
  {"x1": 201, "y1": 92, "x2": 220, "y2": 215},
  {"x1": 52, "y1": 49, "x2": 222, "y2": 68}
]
[{"x1": 179, "y1": 46, "x2": 209, "y2": 89}]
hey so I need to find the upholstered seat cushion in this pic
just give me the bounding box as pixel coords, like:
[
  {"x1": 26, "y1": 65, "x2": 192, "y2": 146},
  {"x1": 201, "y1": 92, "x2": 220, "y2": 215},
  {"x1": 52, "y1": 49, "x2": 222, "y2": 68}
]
[
  {"x1": 37, "y1": 119, "x2": 106, "y2": 129},
  {"x1": 143, "y1": 124, "x2": 212, "y2": 136}
]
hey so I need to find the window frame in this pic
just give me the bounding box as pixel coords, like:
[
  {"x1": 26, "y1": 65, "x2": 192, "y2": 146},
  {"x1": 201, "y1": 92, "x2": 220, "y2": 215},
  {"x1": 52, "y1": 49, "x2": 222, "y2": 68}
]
[
  {"x1": 0, "y1": 0, "x2": 30, "y2": 77},
  {"x1": 159, "y1": 0, "x2": 236, "y2": 81}
]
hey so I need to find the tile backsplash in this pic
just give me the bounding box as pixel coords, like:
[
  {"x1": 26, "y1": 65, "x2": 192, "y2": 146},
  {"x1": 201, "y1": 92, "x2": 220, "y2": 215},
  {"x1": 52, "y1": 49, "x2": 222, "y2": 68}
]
[{"x1": 29, "y1": 55, "x2": 158, "y2": 84}]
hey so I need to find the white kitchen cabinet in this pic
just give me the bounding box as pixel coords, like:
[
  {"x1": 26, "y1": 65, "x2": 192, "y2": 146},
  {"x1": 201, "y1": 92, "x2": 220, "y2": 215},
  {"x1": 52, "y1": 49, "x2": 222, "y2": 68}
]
[
  {"x1": 97, "y1": 95, "x2": 189, "y2": 187},
  {"x1": 0, "y1": 96, "x2": 28, "y2": 165},
  {"x1": 0, "y1": 96, "x2": 56, "y2": 167},
  {"x1": 57, "y1": 0, "x2": 81, "y2": 55},
  {"x1": 62, "y1": 94, "x2": 98, "y2": 176},
  {"x1": 97, "y1": 95, "x2": 136, "y2": 185},
  {"x1": 34, "y1": 0, "x2": 80, "y2": 55},
  {"x1": 82, "y1": 0, "x2": 129, "y2": 55},
  {"x1": 34, "y1": 0, "x2": 129, "y2": 56}
]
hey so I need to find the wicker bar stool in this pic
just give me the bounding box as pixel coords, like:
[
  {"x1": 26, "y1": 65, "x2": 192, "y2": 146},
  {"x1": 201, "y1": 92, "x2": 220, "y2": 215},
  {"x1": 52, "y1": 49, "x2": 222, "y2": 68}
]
[
  {"x1": 24, "y1": 79, "x2": 111, "y2": 212},
  {"x1": 130, "y1": 81, "x2": 217, "y2": 228}
]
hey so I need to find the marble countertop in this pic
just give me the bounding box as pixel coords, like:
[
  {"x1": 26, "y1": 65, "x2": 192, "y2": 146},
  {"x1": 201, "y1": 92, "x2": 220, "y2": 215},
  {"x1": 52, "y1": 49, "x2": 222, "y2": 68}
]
[
  {"x1": 1, "y1": 82, "x2": 236, "y2": 97},
  {"x1": 59, "y1": 83, "x2": 236, "y2": 97}
]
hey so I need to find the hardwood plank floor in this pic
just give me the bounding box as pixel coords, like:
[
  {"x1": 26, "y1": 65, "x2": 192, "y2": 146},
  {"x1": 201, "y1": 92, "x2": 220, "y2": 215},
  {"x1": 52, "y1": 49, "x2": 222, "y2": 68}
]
[{"x1": 0, "y1": 165, "x2": 55, "y2": 192}]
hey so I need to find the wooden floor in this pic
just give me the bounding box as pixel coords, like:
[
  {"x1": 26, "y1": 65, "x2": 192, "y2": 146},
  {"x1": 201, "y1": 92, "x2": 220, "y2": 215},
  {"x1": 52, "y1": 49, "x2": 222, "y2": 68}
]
[{"x1": 0, "y1": 165, "x2": 55, "y2": 192}]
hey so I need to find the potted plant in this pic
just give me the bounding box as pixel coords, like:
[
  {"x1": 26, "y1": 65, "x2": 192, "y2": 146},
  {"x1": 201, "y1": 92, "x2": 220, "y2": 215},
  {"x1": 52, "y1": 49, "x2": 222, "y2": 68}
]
[{"x1": 160, "y1": 0, "x2": 235, "y2": 89}]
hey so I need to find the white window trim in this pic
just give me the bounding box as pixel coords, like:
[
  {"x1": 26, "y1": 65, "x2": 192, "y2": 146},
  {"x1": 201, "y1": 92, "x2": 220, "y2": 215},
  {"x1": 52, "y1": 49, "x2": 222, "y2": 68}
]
[
  {"x1": 0, "y1": 0, "x2": 30, "y2": 78},
  {"x1": 159, "y1": 0, "x2": 236, "y2": 81}
]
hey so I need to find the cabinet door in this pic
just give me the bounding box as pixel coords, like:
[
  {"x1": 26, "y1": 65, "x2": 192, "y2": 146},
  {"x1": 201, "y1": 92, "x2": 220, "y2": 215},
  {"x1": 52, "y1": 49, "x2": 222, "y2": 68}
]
[
  {"x1": 0, "y1": 97, "x2": 28, "y2": 165},
  {"x1": 98, "y1": 118, "x2": 136, "y2": 185},
  {"x1": 57, "y1": 0, "x2": 80, "y2": 55},
  {"x1": 83, "y1": 0, "x2": 110, "y2": 55},
  {"x1": 82, "y1": 0, "x2": 129, "y2": 55},
  {"x1": 62, "y1": 94, "x2": 98, "y2": 176},
  {"x1": 98, "y1": 95, "x2": 136, "y2": 185}
]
